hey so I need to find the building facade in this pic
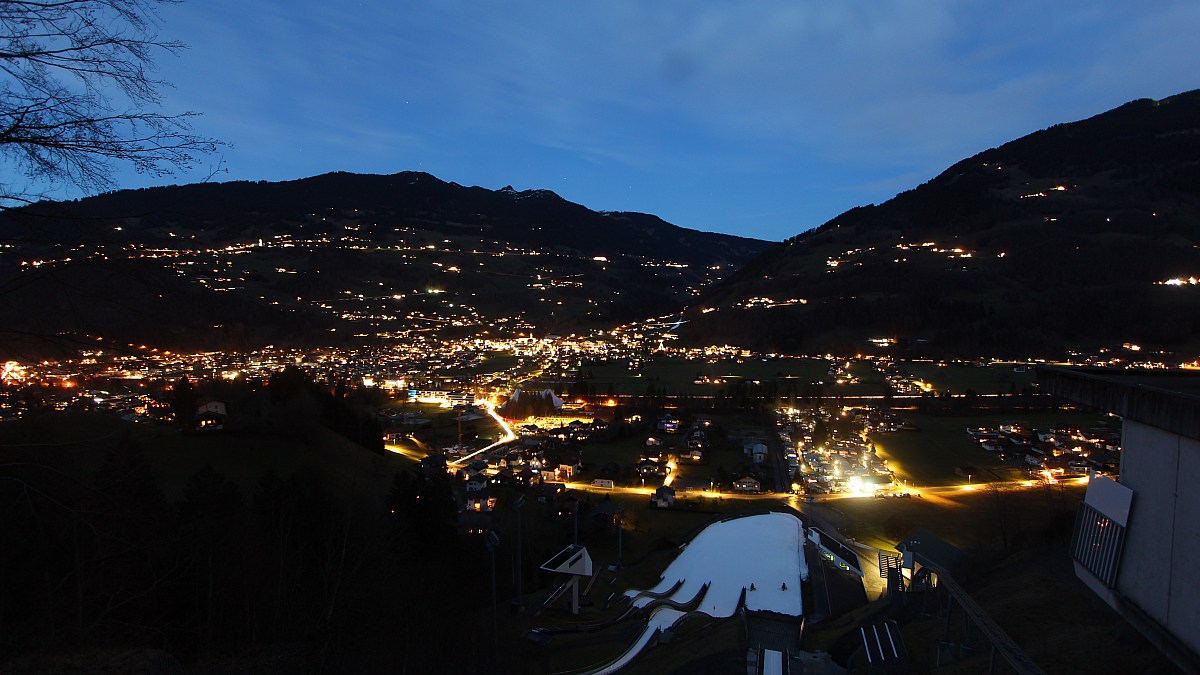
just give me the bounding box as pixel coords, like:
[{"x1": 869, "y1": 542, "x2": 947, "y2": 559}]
[{"x1": 1039, "y1": 367, "x2": 1200, "y2": 673}]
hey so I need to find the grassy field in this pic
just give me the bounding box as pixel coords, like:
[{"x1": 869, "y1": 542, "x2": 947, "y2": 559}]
[
  {"x1": 145, "y1": 422, "x2": 410, "y2": 502},
  {"x1": 845, "y1": 359, "x2": 885, "y2": 384},
  {"x1": 579, "y1": 434, "x2": 647, "y2": 468},
  {"x1": 0, "y1": 411, "x2": 415, "y2": 503},
  {"x1": 869, "y1": 409, "x2": 1115, "y2": 487},
  {"x1": 816, "y1": 481, "x2": 1086, "y2": 552},
  {"x1": 439, "y1": 351, "x2": 521, "y2": 376},
  {"x1": 547, "y1": 357, "x2": 1044, "y2": 399},
  {"x1": 804, "y1": 481, "x2": 1179, "y2": 675},
  {"x1": 573, "y1": 356, "x2": 833, "y2": 395},
  {"x1": 0, "y1": 412, "x2": 130, "y2": 489},
  {"x1": 901, "y1": 361, "x2": 1037, "y2": 394}
]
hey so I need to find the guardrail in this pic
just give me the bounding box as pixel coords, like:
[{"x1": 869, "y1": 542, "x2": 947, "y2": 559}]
[{"x1": 926, "y1": 564, "x2": 1045, "y2": 674}]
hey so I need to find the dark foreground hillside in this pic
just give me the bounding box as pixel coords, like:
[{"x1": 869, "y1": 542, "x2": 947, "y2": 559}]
[{"x1": 0, "y1": 402, "x2": 498, "y2": 673}]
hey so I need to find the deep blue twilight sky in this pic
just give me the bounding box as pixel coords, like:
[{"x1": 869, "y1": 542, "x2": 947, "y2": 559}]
[{"x1": 104, "y1": 1, "x2": 1200, "y2": 242}]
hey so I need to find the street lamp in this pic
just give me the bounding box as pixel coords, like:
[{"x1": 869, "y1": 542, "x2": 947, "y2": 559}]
[
  {"x1": 483, "y1": 530, "x2": 500, "y2": 661},
  {"x1": 513, "y1": 496, "x2": 525, "y2": 612},
  {"x1": 616, "y1": 503, "x2": 624, "y2": 569}
]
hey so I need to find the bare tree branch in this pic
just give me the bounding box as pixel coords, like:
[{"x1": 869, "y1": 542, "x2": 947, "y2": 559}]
[{"x1": 0, "y1": 0, "x2": 221, "y2": 207}]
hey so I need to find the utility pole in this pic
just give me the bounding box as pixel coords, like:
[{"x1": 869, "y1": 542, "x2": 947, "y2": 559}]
[
  {"x1": 617, "y1": 502, "x2": 624, "y2": 569},
  {"x1": 484, "y1": 530, "x2": 500, "y2": 664},
  {"x1": 513, "y1": 495, "x2": 525, "y2": 611}
]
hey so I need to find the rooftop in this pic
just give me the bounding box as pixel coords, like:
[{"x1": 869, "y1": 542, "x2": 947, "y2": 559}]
[{"x1": 1036, "y1": 366, "x2": 1200, "y2": 440}]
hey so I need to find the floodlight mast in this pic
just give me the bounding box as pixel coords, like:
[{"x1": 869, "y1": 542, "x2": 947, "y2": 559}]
[
  {"x1": 513, "y1": 496, "x2": 525, "y2": 610},
  {"x1": 617, "y1": 503, "x2": 624, "y2": 569},
  {"x1": 484, "y1": 530, "x2": 500, "y2": 662}
]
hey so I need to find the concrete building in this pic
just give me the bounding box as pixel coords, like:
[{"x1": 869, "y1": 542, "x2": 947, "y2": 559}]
[{"x1": 1039, "y1": 367, "x2": 1200, "y2": 673}]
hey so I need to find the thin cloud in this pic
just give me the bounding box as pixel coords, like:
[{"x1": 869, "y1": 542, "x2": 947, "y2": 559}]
[{"x1": 102, "y1": 0, "x2": 1200, "y2": 240}]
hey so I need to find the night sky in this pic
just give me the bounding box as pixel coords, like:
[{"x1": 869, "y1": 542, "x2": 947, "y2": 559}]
[{"x1": 102, "y1": 1, "x2": 1200, "y2": 241}]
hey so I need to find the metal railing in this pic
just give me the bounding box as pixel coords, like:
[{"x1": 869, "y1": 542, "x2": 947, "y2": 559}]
[{"x1": 1070, "y1": 501, "x2": 1126, "y2": 589}]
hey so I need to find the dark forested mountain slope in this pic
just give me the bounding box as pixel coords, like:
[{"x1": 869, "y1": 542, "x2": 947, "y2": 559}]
[
  {"x1": 0, "y1": 172, "x2": 768, "y2": 353},
  {"x1": 33, "y1": 171, "x2": 765, "y2": 264},
  {"x1": 682, "y1": 89, "x2": 1200, "y2": 356}
]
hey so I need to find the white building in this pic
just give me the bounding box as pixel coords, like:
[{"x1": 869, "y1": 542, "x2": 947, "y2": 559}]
[{"x1": 1041, "y1": 367, "x2": 1200, "y2": 673}]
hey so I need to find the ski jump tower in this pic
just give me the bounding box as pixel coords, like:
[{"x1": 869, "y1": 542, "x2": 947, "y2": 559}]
[{"x1": 540, "y1": 544, "x2": 593, "y2": 614}]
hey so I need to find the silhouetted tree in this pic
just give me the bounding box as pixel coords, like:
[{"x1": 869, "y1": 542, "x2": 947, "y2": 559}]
[
  {"x1": 982, "y1": 481, "x2": 1018, "y2": 552},
  {"x1": 172, "y1": 375, "x2": 195, "y2": 428},
  {"x1": 0, "y1": 0, "x2": 221, "y2": 207},
  {"x1": 177, "y1": 465, "x2": 245, "y2": 652}
]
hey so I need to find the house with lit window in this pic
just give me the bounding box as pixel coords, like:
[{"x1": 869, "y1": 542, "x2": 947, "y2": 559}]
[
  {"x1": 194, "y1": 399, "x2": 227, "y2": 431},
  {"x1": 464, "y1": 473, "x2": 488, "y2": 492},
  {"x1": 464, "y1": 490, "x2": 497, "y2": 513},
  {"x1": 733, "y1": 476, "x2": 762, "y2": 493},
  {"x1": 1039, "y1": 367, "x2": 1200, "y2": 673}
]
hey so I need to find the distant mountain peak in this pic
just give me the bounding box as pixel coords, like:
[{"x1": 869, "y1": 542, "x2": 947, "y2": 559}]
[
  {"x1": 494, "y1": 185, "x2": 563, "y2": 202},
  {"x1": 0, "y1": 169, "x2": 770, "y2": 352}
]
